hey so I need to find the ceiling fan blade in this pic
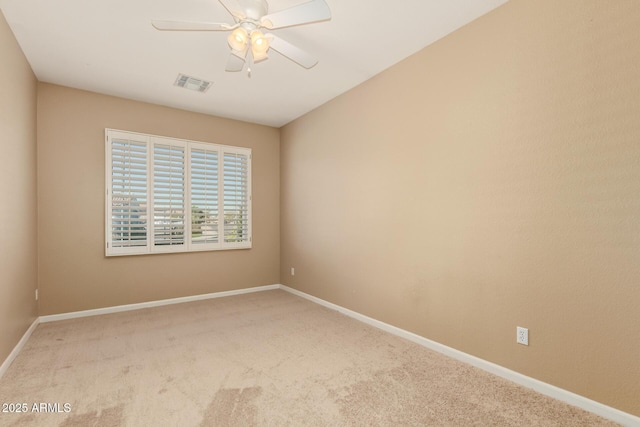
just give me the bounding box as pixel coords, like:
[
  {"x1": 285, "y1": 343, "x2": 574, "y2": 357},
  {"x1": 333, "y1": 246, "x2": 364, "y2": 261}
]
[
  {"x1": 268, "y1": 34, "x2": 318, "y2": 69},
  {"x1": 260, "y1": 0, "x2": 331, "y2": 29},
  {"x1": 218, "y1": 0, "x2": 246, "y2": 20},
  {"x1": 226, "y1": 52, "x2": 246, "y2": 72},
  {"x1": 152, "y1": 20, "x2": 233, "y2": 31}
]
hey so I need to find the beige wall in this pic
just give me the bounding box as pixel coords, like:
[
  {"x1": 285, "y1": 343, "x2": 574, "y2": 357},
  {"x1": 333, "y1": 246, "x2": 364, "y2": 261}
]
[
  {"x1": 37, "y1": 83, "x2": 280, "y2": 315},
  {"x1": 0, "y1": 11, "x2": 38, "y2": 364},
  {"x1": 281, "y1": 0, "x2": 640, "y2": 417}
]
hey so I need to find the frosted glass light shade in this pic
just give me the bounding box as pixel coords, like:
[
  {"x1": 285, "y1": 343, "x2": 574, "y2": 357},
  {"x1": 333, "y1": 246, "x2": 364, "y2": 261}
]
[
  {"x1": 228, "y1": 27, "x2": 249, "y2": 52},
  {"x1": 250, "y1": 30, "x2": 269, "y2": 62}
]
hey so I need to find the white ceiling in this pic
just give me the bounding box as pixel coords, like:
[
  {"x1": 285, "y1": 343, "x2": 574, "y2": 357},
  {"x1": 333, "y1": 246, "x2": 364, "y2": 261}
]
[{"x1": 0, "y1": 0, "x2": 508, "y2": 127}]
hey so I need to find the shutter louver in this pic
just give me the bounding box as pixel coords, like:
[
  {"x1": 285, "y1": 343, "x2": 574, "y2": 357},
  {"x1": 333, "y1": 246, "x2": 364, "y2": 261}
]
[
  {"x1": 153, "y1": 143, "x2": 185, "y2": 247},
  {"x1": 110, "y1": 139, "x2": 148, "y2": 249},
  {"x1": 223, "y1": 152, "x2": 250, "y2": 243},
  {"x1": 191, "y1": 148, "x2": 219, "y2": 245}
]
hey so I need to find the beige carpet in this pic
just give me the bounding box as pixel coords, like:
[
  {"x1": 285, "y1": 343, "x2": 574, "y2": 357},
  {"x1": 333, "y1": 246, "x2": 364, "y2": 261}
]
[{"x1": 0, "y1": 290, "x2": 618, "y2": 426}]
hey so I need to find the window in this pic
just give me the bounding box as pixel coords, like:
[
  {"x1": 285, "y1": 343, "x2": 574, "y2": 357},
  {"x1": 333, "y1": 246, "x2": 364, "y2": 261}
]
[{"x1": 106, "y1": 129, "x2": 251, "y2": 256}]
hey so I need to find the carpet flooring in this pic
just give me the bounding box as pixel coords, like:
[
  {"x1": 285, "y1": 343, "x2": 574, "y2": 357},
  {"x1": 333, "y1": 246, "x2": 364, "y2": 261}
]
[{"x1": 0, "y1": 290, "x2": 618, "y2": 426}]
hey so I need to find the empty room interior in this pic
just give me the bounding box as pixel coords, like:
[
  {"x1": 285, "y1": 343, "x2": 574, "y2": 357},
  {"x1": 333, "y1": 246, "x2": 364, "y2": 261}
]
[{"x1": 1, "y1": 0, "x2": 639, "y2": 425}]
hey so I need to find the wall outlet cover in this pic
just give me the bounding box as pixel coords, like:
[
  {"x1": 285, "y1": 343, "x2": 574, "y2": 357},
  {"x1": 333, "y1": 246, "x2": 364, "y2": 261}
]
[{"x1": 517, "y1": 326, "x2": 529, "y2": 345}]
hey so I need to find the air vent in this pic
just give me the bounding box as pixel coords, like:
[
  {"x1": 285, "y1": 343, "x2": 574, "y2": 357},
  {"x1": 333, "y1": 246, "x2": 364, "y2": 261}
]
[{"x1": 174, "y1": 74, "x2": 212, "y2": 93}]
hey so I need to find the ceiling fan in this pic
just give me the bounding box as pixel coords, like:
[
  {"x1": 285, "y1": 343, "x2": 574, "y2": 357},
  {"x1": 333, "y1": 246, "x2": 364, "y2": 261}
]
[{"x1": 152, "y1": 0, "x2": 331, "y2": 75}]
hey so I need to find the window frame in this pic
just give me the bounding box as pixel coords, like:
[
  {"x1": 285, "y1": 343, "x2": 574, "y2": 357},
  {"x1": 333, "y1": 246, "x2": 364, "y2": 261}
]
[{"x1": 105, "y1": 129, "x2": 252, "y2": 257}]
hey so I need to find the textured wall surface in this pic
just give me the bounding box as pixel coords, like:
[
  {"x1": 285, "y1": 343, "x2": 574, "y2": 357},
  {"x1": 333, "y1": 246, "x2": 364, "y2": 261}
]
[
  {"x1": 37, "y1": 84, "x2": 280, "y2": 315},
  {"x1": 281, "y1": 0, "x2": 640, "y2": 416},
  {"x1": 0, "y1": 10, "x2": 38, "y2": 366}
]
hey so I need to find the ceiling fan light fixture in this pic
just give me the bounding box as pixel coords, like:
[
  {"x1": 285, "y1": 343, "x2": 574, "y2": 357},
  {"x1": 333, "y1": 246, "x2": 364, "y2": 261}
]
[
  {"x1": 250, "y1": 30, "x2": 270, "y2": 62},
  {"x1": 251, "y1": 31, "x2": 269, "y2": 52},
  {"x1": 228, "y1": 27, "x2": 249, "y2": 51}
]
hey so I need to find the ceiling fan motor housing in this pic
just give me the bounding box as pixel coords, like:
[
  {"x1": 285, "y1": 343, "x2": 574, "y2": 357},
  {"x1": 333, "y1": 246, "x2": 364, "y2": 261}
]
[{"x1": 238, "y1": 0, "x2": 269, "y2": 20}]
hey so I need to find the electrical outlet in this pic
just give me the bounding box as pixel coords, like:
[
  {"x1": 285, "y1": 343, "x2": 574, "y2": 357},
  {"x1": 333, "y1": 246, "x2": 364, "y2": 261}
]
[
  {"x1": 517, "y1": 327, "x2": 528, "y2": 345},
  {"x1": 290, "y1": 267, "x2": 295, "y2": 276},
  {"x1": 35, "y1": 289, "x2": 39, "y2": 301}
]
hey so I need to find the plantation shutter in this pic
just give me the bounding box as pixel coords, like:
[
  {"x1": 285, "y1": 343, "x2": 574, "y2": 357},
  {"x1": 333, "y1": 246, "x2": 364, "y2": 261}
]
[
  {"x1": 190, "y1": 146, "x2": 219, "y2": 245},
  {"x1": 106, "y1": 129, "x2": 250, "y2": 255},
  {"x1": 108, "y1": 137, "x2": 149, "y2": 252},
  {"x1": 223, "y1": 152, "x2": 250, "y2": 244},
  {"x1": 153, "y1": 142, "x2": 186, "y2": 249}
]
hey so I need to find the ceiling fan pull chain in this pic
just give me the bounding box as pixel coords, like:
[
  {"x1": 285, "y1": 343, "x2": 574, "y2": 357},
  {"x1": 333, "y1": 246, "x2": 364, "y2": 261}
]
[{"x1": 247, "y1": 48, "x2": 254, "y2": 78}]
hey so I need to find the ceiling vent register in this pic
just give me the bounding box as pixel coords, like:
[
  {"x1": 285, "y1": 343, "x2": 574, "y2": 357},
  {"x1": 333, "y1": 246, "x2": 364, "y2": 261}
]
[{"x1": 174, "y1": 74, "x2": 212, "y2": 93}]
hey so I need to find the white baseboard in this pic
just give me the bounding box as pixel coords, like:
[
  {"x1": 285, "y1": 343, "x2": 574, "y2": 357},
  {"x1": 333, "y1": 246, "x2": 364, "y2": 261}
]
[
  {"x1": 0, "y1": 318, "x2": 40, "y2": 380},
  {"x1": 279, "y1": 285, "x2": 640, "y2": 427},
  {"x1": 39, "y1": 284, "x2": 280, "y2": 323}
]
